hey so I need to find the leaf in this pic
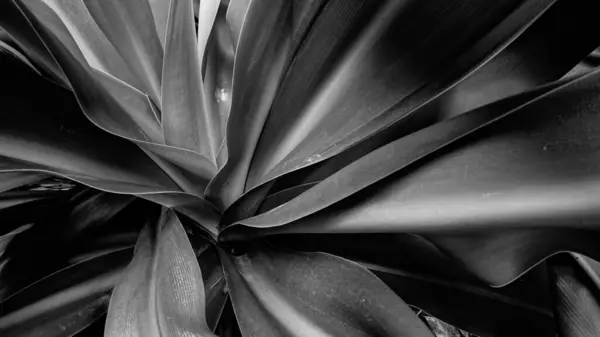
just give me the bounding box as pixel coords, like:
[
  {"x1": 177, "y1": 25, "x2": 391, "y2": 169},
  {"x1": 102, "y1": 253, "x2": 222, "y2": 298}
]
[
  {"x1": 225, "y1": 0, "x2": 251, "y2": 50},
  {"x1": 161, "y1": 0, "x2": 219, "y2": 159},
  {"x1": 268, "y1": 233, "x2": 556, "y2": 337},
  {"x1": 221, "y1": 73, "x2": 577, "y2": 235},
  {"x1": 0, "y1": 172, "x2": 46, "y2": 194},
  {"x1": 40, "y1": 0, "x2": 142, "y2": 89},
  {"x1": 0, "y1": 39, "x2": 41, "y2": 76},
  {"x1": 204, "y1": 11, "x2": 234, "y2": 157},
  {"x1": 0, "y1": 188, "x2": 142, "y2": 297},
  {"x1": 148, "y1": 0, "x2": 171, "y2": 48},
  {"x1": 13, "y1": 0, "x2": 219, "y2": 198},
  {"x1": 3, "y1": 2, "x2": 184, "y2": 196},
  {"x1": 83, "y1": 0, "x2": 164, "y2": 104},
  {"x1": 206, "y1": 0, "x2": 293, "y2": 210},
  {"x1": 220, "y1": 244, "x2": 435, "y2": 337},
  {"x1": 0, "y1": 248, "x2": 132, "y2": 337},
  {"x1": 250, "y1": 0, "x2": 600, "y2": 197},
  {"x1": 245, "y1": 0, "x2": 559, "y2": 189},
  {"x1": 104, "y1": 208, "x2": 216, "y2": 337},
  {"x1": 0, "y1": 1, "x2": 67, "y2": 87},
  {"x1": 549, "y1": 254, "x2": 600, "y2": 337}
]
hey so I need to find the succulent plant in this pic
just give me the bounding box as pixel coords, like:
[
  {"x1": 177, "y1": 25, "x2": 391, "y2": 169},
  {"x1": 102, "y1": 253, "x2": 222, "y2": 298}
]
[{"x1": 1, "y1": 0, "x2": 600, "y2": 336}]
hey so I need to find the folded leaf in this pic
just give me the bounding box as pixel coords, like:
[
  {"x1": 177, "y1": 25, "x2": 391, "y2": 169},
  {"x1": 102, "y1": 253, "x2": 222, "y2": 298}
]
[
  {"x1": 84, "y1": 0, "x2": 164, "y2": 104},
  {"x1": 221, "y1": 245, "x2": 435, "y2": 337},
  {"x1": 41, "y1": 0, "x2": 142, "y2": 89},
  {"x1": 0, "y1": 248, "x2": 132, "y2": 337},
  {"x1": 549, "y1": 254, "x2": 600, "y2": 337},
  {"x1": 222, "y1": 74, "x2": 577, "y2": 236},
  {"x1": 246, "y1": 0, "x2": 558, "y2": 188},
  {"x1": 105, "y1": 208, "x2": 215, "y2": 337},
  {"x1": 0, "y1": 1, "x2": 67, "y2": 87},
  {"x1": 206, "y1": 0, "x2": 292, "y2": 210},
  {"x1": 162, "y1": 0, "x2": 219, "y2": 158}
]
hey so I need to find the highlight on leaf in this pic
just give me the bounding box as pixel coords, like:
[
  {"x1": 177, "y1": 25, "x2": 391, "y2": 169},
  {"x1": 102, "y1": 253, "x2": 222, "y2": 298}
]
[{"x1": 1, "y1": 0, "x2": 600, "y2": 336}]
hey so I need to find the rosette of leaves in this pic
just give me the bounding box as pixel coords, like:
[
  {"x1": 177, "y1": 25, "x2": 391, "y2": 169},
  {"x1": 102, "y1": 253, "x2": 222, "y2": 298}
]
[{"x1": 1, "y1": 0, "x2": 600, "y2": 336}]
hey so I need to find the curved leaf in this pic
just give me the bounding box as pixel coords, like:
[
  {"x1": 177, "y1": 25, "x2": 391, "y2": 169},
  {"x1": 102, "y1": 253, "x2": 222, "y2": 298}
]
[
  {"x1": 221, "y1": 245, "x2": 434, "y2": 337},
  {"x1": 0, "y1": 248, "x2": 132, "y2": 337},
  {"x1": 0, "y1": 1, "x2": 67, "y2": 87},
  {"x1": 0, "y1": 46, "x2": 179, "y2": 195},
  {"x1": 246, "y1": 0, "x2": 557, "y2": 188},
  {"x1": 222, "y1": 73, "x2": 577, "y2": 235},
  {"x1": 161, "y1": 0, "x2": 219, "y2": 158},
  {"x1": 254, "y1": 0, "x2": 600, "y2": 197},
  {"x1": 83, "y1": 0, "x2": 164, "y2": 104},
  {"x1": 13, "y1": 1, "x2": 219, "y2": 198},
  {"x1": 105, "y1": 209, "x2": 215, "y2": 337},
  {"x1": 206, "y1": 0, "x2": 293, "y2": 210},
  {"x1": 549, "y1": 254, "x2": 600, "y2": 337},
  {"x1": 40, "y1": 0, "x2": 142, "y2": 89},
  {"x1": 225, "y1": 0, "x2": 251, "y2": 50},
  {"x1": 268, "y1": 233, "x2": 555, "y2": 336}
]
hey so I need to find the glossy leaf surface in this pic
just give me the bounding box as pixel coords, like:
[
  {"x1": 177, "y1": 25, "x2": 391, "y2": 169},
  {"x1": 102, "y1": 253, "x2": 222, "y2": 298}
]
[
  {"x1": 84, "y1": 0, "x2": 164, "y2": 104},
  {"x1": 221, "y1": 245, "x2": 435, "y2": 337}
]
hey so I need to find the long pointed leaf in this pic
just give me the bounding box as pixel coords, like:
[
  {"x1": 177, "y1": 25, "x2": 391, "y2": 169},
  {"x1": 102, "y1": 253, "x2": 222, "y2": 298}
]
[
  {"x1": 222, "y1": 73, "x2": 578, "y2": 234},
  {"x1": 161, "y1": 0, "x2": 219, "y2": 159},
  {"x1": 83, "y1": 0, "x2": 163, "y2": 104},
  {"x1": 105, "y1": 209, "x2": 215, "y2": 337},
  {"x1": 246, "y1": 0, "x2": 558, "y2": 188},
  {"x1": 221, "y1": 245, "x2": 435, "y2": 337},
  {"x1": 206, "y1": 0, "x2": 292, "y2": 210},
  {"x1": 0, "y1": 172, "x2": 46, "y2": 194},
  {"x1": 40, "y1": 0, "x2": 142, "y2": 89}
]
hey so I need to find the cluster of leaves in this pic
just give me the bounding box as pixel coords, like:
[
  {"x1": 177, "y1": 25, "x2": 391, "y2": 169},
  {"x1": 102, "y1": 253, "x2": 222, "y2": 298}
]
[{"x1": 2, "y1": 0, "x2": 600, "y2": 336}]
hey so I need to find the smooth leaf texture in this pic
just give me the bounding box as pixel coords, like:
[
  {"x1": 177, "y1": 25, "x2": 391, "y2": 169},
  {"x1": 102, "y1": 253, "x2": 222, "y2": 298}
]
[
  {"x1": 14, "y1": 0, "x2": 220, "y2": 203},
  {"x1": 222, "y1": 75, "x2": 576, "y2": 234},
  {"x1": 225, "y1": 0, "x2": 251, "y2": 50},
  {"x1": 0, "y1": 249, "x2": 131, "y2": 337},
  {"x1": 206, "y1": 0, "x2": 293, "y2": 211},
  {"x1": 162, "y1": 0, "x2": 219, "y2": 159},
  {"x1": 83, "y1": 0, "x2": 164, "y2": 104},
  {"x1": 105, "y1": 209, "x2": 215, "y2": 337},
  {"x1": 0, "y1": 1, "x2": 67, "y2": 87},
  {"x1": 268, "y1": 233, "x2": 555, "y2": 337},
  {"x1": 246, "y1": 0, "x2": 557, "y2": 188},
  {"x1": 253, "y1": 0, "x2": 600, "y2": 200},
  {"x1": 0, "y1": 37, "x2": 179, "y2": 195},
  {"x1": 41, "y1": 0, "x2": 142, "y2": 89},
  {"x1": 148, "y1": 0, "x2": 170, "y2": 48},
  {"x1": 221, "y1": 245, "x2": 435, "y2": 337}
]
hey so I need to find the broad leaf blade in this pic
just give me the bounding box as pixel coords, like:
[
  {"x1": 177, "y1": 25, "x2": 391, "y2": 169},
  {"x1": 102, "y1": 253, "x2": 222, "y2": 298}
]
[
  {"x1": 206, "y1": 0, "x2": 292, "y2": 210},
  {"x1": 222, "y1": 74, "x2": 577, "y2": 235},
  {"x1": 84, "y1": 0, "x2": 163, "y2": 104},
  {"x1": 221, "y1": 245, "x2": 434, "y2": 337},
  {"x1": 246, "y1": 0, "x2": 558, "y2": 188},
  {"x1": 161, "y1": 0, "x2": 219, "y2": 159},
  {"x1": 269, "y1": 233, "x2": 555, "y2": 337},
  {"x1": 549, "y1": 254, "x2": 600, "y2": 337},
  {"x1": 0, "y1": 249, "x2": 132, "y2": 337},
  {"x1": 40, "y1": 0, "x2": 142, "y2": 89},
  {"x1": 105, "y1": 209, "x2": 215, "y2": 337},
  {"x1": 0, "y1": 1, "x2": 67, "y2": 87}
]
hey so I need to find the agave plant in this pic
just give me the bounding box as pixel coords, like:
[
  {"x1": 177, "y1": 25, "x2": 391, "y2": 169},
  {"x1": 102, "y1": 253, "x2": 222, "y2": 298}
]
[{"x1": 1, "y1": 0, "x2": 600, "y2": 336}]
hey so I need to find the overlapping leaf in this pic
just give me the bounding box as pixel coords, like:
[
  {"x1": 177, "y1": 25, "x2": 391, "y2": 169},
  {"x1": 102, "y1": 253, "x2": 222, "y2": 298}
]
[
  {"x1": 221, "y1": 244, "x2": 434, "y2": 337},
  {"x1": 104, "y1": 209, "x2": 215, "y2": 337}
]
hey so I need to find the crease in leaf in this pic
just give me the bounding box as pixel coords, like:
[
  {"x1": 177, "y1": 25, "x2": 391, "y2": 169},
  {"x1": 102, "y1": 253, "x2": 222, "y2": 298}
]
[
  {"x1": 104, "y1": 208, "x2": 215, "y2": 337},
  {"x1": 161, "y1": 0, "x2": 219, "y2": 160}
]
